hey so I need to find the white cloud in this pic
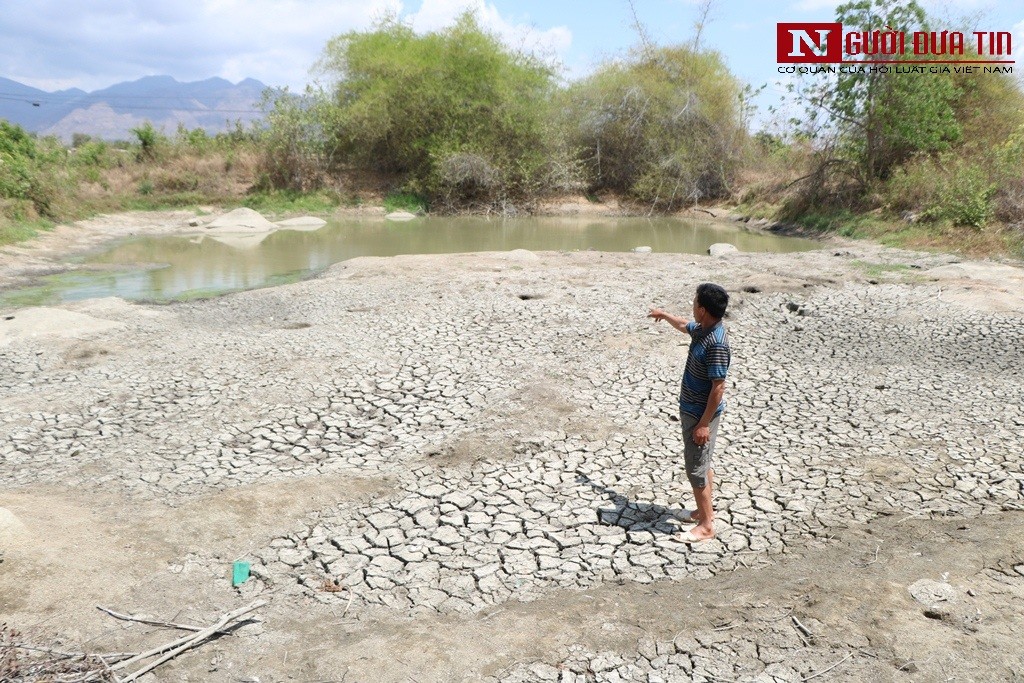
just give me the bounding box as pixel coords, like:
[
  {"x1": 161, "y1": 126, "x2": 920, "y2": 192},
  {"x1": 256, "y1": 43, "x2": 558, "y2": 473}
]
[
  {"x1": 407, "y1": 0, "x2": 572, "y2": 63},
  {"x1": 793, "y1": 0, "x2": 993, "y2": 14},
  {"x1": 0, "y1": 0, "x2": 572, "y2": 93},
  {"x1": 792, "y1": 0, "x2": 842, "y2": 11},
  {"x1": 0, "y1": 0, "x2": 403, "y2": 91}
]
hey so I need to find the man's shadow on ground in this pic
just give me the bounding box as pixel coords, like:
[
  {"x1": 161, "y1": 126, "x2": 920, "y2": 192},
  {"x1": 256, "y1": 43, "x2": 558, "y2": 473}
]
[{"x1": 576, "y1": 473, "x2": 687, "y2": 536}]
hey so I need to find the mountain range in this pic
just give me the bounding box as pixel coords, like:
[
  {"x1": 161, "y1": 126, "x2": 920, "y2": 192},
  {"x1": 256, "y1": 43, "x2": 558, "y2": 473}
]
[{"x1": 0, "y1": 75, "x2": 269, "y2": 142}]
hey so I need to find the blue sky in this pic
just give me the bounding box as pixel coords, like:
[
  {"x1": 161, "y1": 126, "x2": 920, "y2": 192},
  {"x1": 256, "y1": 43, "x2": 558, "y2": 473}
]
[{"x1": 1, "y1": 0, "x2": 1021, "y2": 130}]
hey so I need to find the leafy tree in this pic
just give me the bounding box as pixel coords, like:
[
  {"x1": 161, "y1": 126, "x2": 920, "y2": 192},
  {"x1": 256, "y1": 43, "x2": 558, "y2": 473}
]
[{"x1": 797, "y1": 0, "x2": 961, "y2": 183}]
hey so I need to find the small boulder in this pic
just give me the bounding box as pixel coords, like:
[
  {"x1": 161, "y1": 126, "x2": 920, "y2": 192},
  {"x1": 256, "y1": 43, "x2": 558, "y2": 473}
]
[
  {"x1": 708, "y1": 243, "x2": 738, "y2": 257},
  {"x1": 632, "y1": 246, "x2": 653, "y2": 253},
  {"x1": 908, "y1": 579, "x2": 956, "y2": 606},
  {"x1": 276, "y1": 216, "x2": 327, "y2": 231},
  {"x1": 385, "y1": 211, "x2": 418, "y2": 221}
]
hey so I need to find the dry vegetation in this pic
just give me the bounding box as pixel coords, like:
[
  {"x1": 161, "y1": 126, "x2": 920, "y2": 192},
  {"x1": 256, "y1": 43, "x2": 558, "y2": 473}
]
[{"x1": 2, "y1": 2, "x2": 1022, "y2": 256}]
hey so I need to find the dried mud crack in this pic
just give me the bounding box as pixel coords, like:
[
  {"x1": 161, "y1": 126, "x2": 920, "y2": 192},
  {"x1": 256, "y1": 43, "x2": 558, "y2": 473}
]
[{"x1": 2, "y1": 244, "x2": 1023, "y2": 682}]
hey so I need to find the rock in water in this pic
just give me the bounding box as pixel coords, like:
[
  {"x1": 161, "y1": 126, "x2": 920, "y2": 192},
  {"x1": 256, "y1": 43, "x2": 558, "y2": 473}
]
[{"x1": 276, "y1": 217, "x2": 328, "y2": 230}]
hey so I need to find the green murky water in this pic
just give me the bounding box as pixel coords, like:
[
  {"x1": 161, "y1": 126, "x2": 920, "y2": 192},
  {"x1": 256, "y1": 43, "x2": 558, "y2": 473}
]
[{"x1": 0, "y1": 216, "x2": 817, "y2": 307}]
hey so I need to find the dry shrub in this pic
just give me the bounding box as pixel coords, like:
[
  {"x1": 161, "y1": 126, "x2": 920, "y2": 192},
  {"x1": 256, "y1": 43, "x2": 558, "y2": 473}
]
[
  {"x1": 435, "y1": 152, "x2": 499, "y2": 205},
  {"x1": 994, "y1": 177, "x2": 1024, "y2": 224},
  {"x1": 565, "y1": 46, "x2": 746, "y2": 210}
]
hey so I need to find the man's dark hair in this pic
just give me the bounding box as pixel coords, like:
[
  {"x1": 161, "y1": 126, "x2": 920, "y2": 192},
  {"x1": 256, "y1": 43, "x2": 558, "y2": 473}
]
[{"x1": 696, "y1": 283, "x2": 729, "y2": 319}]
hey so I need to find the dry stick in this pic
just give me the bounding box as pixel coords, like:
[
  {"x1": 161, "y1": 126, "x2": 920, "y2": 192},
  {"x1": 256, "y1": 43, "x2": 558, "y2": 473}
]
[
  {"x1": 96, "y1": 606, "x2": 231, "y2": 636},
  {"x1": 96, "y1": 654, "x2": 121, "y2": 683},
  {"x1": 802, "y1": 652, "x2": 854, "y2": 681},
  {"x1": 118, "y1": 601, "x2": 265, "y2": 683},
  {"x1": 792, "y1": 615, "x2": 815, "y2": 640},
  {"x1": 111, "y1": 600, "x2": 265, "y2": 677},
  {"x1": 0, "y1": 643, "x2": 136, "y2": 661},
  {"x1": 761, "y1": 606, "x2": 795, "y2": 623}
]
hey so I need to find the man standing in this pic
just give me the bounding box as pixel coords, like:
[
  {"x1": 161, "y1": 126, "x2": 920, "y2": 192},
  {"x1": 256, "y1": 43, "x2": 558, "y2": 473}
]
[{"x1": 648, "y1": 283, "x2": 730, "y2": 543}]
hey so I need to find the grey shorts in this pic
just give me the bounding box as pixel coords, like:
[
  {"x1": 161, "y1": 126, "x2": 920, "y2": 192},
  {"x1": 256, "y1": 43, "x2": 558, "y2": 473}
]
[{"x1": 681, "y1": 411, "x2": 721, "y2": 488}]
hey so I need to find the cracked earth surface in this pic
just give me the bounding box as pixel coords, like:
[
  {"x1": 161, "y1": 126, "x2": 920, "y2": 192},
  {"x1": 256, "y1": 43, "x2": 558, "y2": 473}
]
[{"x1": 2, "y1": 242, "x2": 1023, "y2": 682}]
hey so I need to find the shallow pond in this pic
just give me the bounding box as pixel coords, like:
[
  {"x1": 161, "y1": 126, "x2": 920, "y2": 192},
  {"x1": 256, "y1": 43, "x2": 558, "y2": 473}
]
[{"x1": 1, "y1": 216, "x2": 818, "y2": 307}]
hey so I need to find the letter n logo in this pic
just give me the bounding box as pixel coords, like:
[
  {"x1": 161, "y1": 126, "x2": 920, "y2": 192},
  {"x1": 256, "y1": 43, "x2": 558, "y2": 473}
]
[{"x1": 777, "y1": 23, "x2": 842, "y2": 63}]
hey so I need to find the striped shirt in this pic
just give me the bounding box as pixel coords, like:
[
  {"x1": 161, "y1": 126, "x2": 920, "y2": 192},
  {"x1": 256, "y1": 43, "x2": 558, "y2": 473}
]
[{"x1": 679, "y1": 320, "x2": 730, "y2": 419}]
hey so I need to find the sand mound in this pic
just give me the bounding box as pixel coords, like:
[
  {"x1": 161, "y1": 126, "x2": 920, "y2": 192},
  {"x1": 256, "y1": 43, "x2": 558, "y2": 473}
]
[
  {"x1": 926, "y1": 261, "x2": 1024, "y2": 312},
  {"x1": 0, "y1": 307, "x2": 123, "y2": 348},
  {"x1": 0, "y1": 507, "x2": 27, "y2": 547},
  {"x1": 204, "y1": 208, "x2": 279, "y2": 234},
  {"x1": 926, "y1": 262, "x2": 1024, "y2": 283},
  {"x1": 505, "y1": 249, "x2": 540, "y2": 262}
]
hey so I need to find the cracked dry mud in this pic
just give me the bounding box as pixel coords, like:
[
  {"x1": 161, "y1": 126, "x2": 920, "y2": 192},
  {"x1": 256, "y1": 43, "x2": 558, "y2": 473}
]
[{"x1": 2, "y1": 242, "x2": 1023, "y2": 683}]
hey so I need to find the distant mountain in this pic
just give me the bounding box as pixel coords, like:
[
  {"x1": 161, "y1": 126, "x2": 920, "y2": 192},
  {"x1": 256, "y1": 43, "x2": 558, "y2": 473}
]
[{"x1": 0, "y1": 75, "x2": 269, "y2": 142}]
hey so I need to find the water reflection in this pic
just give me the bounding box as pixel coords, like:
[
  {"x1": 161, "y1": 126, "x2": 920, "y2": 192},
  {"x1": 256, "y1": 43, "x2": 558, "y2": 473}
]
[{"x1": 1, "y1": 216, "x2": 818, "y2": 306}]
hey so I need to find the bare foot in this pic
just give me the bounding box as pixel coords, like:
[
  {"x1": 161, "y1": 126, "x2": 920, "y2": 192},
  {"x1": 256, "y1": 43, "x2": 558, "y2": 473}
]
[
  {"x1": 682, "y1": 522, "x2": 715, "y2": 542},
  {"x1": 678, "y1": 509, "x2": 701, "y2": 524}
]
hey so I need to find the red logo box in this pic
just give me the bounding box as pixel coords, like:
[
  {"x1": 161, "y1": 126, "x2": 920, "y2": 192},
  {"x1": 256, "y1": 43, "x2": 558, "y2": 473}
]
[{"x1": 777, "y1": 23, "x2": 842, "y2": 63}]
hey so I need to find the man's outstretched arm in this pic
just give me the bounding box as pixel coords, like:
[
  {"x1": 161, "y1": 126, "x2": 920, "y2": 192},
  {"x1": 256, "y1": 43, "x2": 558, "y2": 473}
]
[{"x1": 648, "y1": 308, "x2": 690, "y2": 334}]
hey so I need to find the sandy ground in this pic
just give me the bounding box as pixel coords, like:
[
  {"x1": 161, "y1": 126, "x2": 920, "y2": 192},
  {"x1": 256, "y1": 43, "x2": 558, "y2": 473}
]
[{"x1": 1, "y1": 212, "x2": 1024, "y2": 683}]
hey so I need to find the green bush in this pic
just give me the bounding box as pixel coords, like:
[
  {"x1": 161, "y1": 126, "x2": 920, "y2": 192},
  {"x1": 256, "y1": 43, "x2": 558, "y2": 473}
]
[
  {"x1": 308, "y1": 12, "x2": 572, "y2": 209},
  {"x1": 992, "y1": 124, "x2": 1024, "y2": 222},
  {"x1": 919, "y1": 161, "x2": 995, "y2": 228},
  {"x1": 131, "y1": 121, "x2": 164, "y2": 161},
  {"x1": 883, "y1": 158, "x2": 940, "y2": 214},
  {"x1": 0, "y1": 121, "x2": 71, "y2": 219},
  {"x1": 383, "y1": 191, "x2": 427, "y2": 213},
  {"x1": 175, "y1": 124, "x2": 211, "y2": 152}
]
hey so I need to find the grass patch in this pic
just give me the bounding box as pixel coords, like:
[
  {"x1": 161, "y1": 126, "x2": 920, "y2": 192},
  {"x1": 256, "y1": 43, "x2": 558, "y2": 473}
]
[
  {"x1": 850, "y1": 260, "x2": 914, "y2": 279},
  {"x1": 383, "y1": 191, "x2": 428, "y2": 214},
  {"x1": 243, "y1": 190, "x2": 342, "y2": 216},
  {"x1": 732, "y1": 200, "x2": 1022, "y2": 258},
  {"x1": 788, "y1": 210, "x2": 889, "y2": 238},
  {"x1": 120, "y1": 193, "x2": 212, "y2": 212},
  {"x1": 0, "y1": 219, "x2": 55, "y2": 247}
]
